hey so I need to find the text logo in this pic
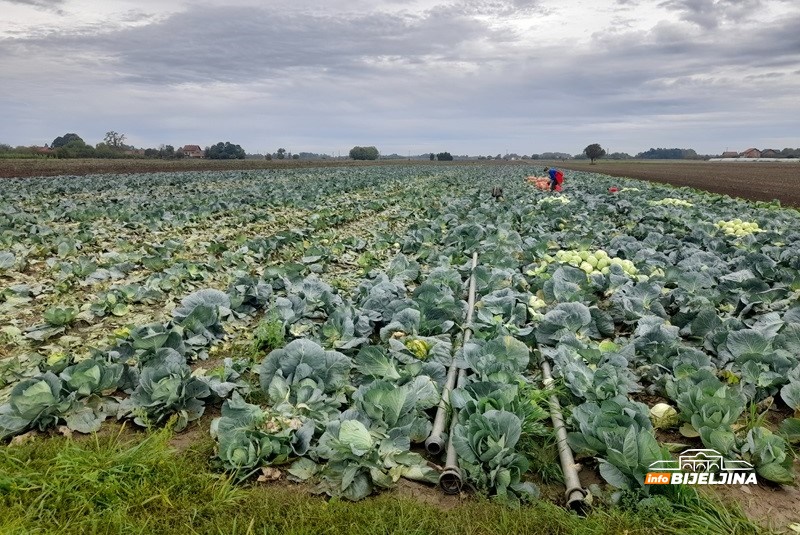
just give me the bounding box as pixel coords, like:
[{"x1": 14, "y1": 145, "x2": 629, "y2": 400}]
[{"x1": 645, "y1": 449, "x2": 757, "y2": 485}]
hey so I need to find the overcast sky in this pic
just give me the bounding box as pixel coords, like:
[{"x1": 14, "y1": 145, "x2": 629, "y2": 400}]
[{"x1": 1, "y1": 0, "x2": 798, "y2": 156}]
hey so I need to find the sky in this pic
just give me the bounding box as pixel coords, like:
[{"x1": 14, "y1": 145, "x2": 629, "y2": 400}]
[{"x1": 1, "y1": 0, "x2": 798, "y2": 156}]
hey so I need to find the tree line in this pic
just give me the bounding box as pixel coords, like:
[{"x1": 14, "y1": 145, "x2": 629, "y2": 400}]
[
  {"x1": 4, "y1": 134, "x2": 800, "y2": 162},
  {"x1": 0, "y1": 132, "x2": 247, "y2": 160}
]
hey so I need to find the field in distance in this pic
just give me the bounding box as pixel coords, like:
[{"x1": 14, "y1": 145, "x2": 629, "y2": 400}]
[
  {"x1": 1, "y1": 157, "x2": 799, "y2": 207},
  {"x1": 548, "y1": 159, "x2": 800, "y2": 207}
]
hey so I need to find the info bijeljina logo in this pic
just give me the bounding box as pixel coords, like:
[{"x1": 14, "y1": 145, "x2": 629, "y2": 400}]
[{"x1": 645, "y1": 449, "x2": 757, "y2": 485}]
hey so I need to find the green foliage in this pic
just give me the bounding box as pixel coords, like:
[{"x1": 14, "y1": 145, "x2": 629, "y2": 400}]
[
  {"x1": 452, "y1": 409, "x2": 539, "y2": 503},
  {"x1": 0, "y1": 427, "x2": 770, "y2": 535},
  {"x1": 122, "y1": 353, "x2": 211, "y2": 431},
  {"x1": 205, "y1": 141, "x2": 246, "y2": 159},
  {"x1": 50, "y1": 133, "x2": 84, "y2": 149},
  {"x1": 584, "y1": 143, "x2": 606, "y2": 163},
  {"x1": 349, "y1": 146, "x2": 379, "y2": 160},
  {"x1": 0, "y1": 372, "x2": 72, "y2": 439},
  {"x1": 636, "y1": 147, "x2": 699, "y2": 159},
  {"x1": 251, "y1": 312, "x2": 286, "y2": 356}
]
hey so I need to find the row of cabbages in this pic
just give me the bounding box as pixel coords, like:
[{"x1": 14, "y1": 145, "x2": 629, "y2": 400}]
[{"x1": 212, "y1": 257, "x2": 549, "y2": 503}]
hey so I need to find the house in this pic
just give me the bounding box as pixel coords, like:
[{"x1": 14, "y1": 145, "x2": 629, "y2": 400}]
[
  {"x1": 760, "y1": 149, "x2": 779, "y2": 158},
  {"x1": 720, "y1": 151, "x2": 739, "y2": 158},
  {"x1": 182, "y1": 145, "x2": 204, "y2": 158},
  {"x1": 740, "y1": 148, "x2": 761, "y2": 158}
]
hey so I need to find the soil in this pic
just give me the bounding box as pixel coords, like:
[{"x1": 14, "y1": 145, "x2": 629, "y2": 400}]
[
  {"x1": 392, "y1": 479, "x2": 465, "y2": 510},
  {"x1": 552, "y1": 160, "x2": 800, "y2": 207},
  {"x1": 705, "y1": 477, "x2": 800, "y2": 533}
]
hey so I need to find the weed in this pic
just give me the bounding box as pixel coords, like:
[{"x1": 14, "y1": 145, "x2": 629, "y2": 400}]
[{"x1": 250, "y1": 311, "x2": 286, "y2": 358}]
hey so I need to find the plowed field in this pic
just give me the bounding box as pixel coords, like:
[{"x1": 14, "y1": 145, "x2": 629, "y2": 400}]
[{"x1": 551, "y1": 160, "x2": 800, "y2": 207}]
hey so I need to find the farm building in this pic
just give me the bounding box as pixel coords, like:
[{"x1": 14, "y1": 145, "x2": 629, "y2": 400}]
[
  {"x1": 740, "y1": 148, "x2": 761, "y2": 158},
  {"x1": 182, "y1": 144, "x2": 204, "y2": 158},
  {"x1": 761, "y1": 149, "x2": 780, "y2": 158},
  {"x1": 720, "y1": 151, "x2": 739, "y2": 158}
]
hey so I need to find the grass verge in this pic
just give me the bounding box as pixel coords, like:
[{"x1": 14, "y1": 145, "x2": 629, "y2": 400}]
[{"x1": 0, "y1": 426, "x2": 773, "y2": 535}]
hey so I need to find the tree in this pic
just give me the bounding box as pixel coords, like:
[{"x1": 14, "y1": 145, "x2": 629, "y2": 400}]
[
  {"x1": 205, "y1": 141, "x2": 246, "y2": 160},
  {"x1": 349, "y1": 146, "x2": 379, "y2": 160},
  {"x1": 51, "y1": 133, "x2": 84, "y2": 149},
  {"x1": 160, "y1": 145, "x2": 175, "y2": 159},
  {"x1": 429, "y1": 153, "x2": 435, "y2": 161},
  {"x1": 636, "y1": 148, "x2": 696, "y2": 160},
  {"x1": 104, "y1": 131, "x2": 126, "y2": 149},
  {"x1": 276, "y1": 148, "x2": 286, "y2": 160},
  {"x1": 436, "y1": 152, "x2": 453, "y2": 161},
  {"x1": 584, "y1": 143, "x2": 606, "y2": 163},
  {"x1": 55, "y1": 138, "x2": 94, "y2": 158}
]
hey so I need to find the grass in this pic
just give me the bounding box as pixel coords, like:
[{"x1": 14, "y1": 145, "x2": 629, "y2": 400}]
[{"x1": 0, "y1": 426, "x2": 774, "y2": 535}]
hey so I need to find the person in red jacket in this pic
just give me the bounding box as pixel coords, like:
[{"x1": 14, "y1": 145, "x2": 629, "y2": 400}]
[{"x1": 543, "y1": 167, "x2": 564, "y2": 192}]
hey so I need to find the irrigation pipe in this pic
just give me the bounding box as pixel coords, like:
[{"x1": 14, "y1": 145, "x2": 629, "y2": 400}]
[
  {"x1": 438, "y1": 252, "x2": 479, "y2": 494},
  {"x1": 540, "y1": 357, "x2": 588, "y2": 511},
  {"x1": 425, "y1": 252, "x2": 479, "y2": 456}
]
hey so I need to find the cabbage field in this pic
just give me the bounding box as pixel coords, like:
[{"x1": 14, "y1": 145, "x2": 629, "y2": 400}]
[{"x1": 1, "y1": 165, "x2": 799, "y2": 515}]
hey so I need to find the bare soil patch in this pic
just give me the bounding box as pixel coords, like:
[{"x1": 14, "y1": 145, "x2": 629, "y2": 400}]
[
  {"x1": 705, "y1": 478, "x2": 800, "y2": 533},
  {"x1": 551, "y1": 160, "x2": 800, "y2": 207}
]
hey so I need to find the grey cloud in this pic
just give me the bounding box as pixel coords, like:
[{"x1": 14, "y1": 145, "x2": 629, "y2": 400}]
[
  {"x1": 2, "y1": 0, "x2": 64, "y2": 4},
  {"x1": 657, "y1": 0, "x2": 766, "y2": 29},
  {"x1": 1, "y1": 0, "x2": 798, "y2": 155},
  {"x1": 9, "y1": 6, "x2": 497, "y2": 85},
  {"x1": 2, "y1": 0, "x2": 65, "y2": 14}
]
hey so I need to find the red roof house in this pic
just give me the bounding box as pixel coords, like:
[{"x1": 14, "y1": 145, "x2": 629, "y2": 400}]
[
  {"x1": 182, "y1": 145, "x2": 204, "y2": 158},
  {"x1": 740, "y1": 148, "x2": 761, "y2": 158}
]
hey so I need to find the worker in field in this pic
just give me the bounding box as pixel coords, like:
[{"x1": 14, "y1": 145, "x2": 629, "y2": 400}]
[
  {"x1": 543, "y1": 167, "x2": 564, "y2": 192},
  {"x1": 491, "y1": 186, "x2": 504, "y2": 202}
]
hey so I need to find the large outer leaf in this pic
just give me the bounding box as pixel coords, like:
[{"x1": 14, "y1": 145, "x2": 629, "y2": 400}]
[
  {"x1": 259, "y1": 339, "x2": 351, "y2": 394},
  {"x1": 725, "y1": 329, "x2": 771, "y2": 358}
]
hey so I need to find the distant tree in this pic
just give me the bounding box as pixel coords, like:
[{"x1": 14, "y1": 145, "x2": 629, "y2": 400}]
[
  {"x1": 436, "y1": 152, "x2": 453, "y2": 161},
  {"x1": 55, "y1": 138, "x2": 94, "y2": 158},
  {"x1": 276, "y1": 148, "x2": 286, "y2": 160},
  {"x1": 144, "y1": 148, "x2": 159, "y2": 158},
  {"x1": 93, "y1": 143, "x2": 119, "y2": 158},
  {"x1": 429, "y1": 153, "x2": 435, "y2": 161},
  {"x1": 205, "y1": 141, "x2": 246, "y2": 160},
  {"x1": 292, "y1": 154, "x2": 300, "y2": 160},
  {"x1": 51, "y1": 133, "x2": 84, "y2": 149},
  {"x1": 606, "y1": 152, "x2": 633, "y2": 160},
  {"x1": 160, "y1": 144, "x2": 176, "y2": 159},
  {"x1": 584, "y1": 143, "x2": 606, "y2": 163},
  {"x1": 636, "y1": 147, "x2": 696, "y2": 160},
  {"x1": 104, "y1": 131, "x2": 126, "y2": 149},
  {"x1": 349, "y1": 146, "x2": 379, "y2": 160},
  {"x1": 265, "y1": 153, "x2": 272, "y2": 160}
]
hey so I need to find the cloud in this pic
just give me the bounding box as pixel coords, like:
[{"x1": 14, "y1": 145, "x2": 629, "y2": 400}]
[
  {"x1": 8, "y1": 6, "x2": 500, "y2": 86},
  {"x1": 657, "y1": 0, "x2": 766, "y2": 29},
  {"x1": 2, "y1": 0, "x2": 64, "y2": 5},
  {"x1": 0, "y1": 0, "x2": 798, "y2": 154}
]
